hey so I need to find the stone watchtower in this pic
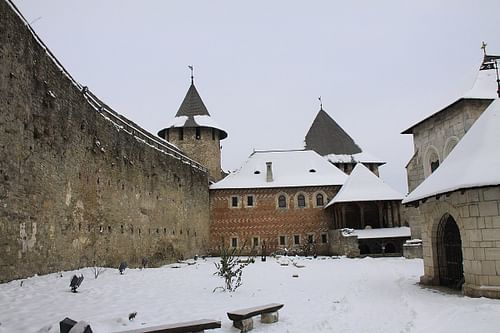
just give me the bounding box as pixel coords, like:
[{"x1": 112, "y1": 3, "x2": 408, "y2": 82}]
[{"x1": 158, "y1": 77, "x2": 227, "y2": 182}]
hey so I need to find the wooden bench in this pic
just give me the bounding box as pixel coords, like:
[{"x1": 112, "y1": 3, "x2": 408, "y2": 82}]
[
  {"x1": 113, "y1": 319, "x2": 221, "y2": 333},
  {"x1": 227, "y1": 303, "x2": 284, "y2": 332}
]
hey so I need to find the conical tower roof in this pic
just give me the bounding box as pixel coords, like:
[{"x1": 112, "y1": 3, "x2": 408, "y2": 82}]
[
  {"x1": 158, "y1": 82, "x2": 227, "y2": 139},
  {"x1": 175, "y1": 83, "x2": 211, "y2": 117},
  {"x1": 305, "y1": 109, "x2": 362, "y2": 156}
]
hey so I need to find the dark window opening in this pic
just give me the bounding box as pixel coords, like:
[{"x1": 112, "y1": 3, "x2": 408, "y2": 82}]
[
  {"x1": 294, "y1": 235, "x2": 300, "y2": 245},
  {"x1": 278, "y1": 195, "x2": 287, "y2": 208},
  {"x1": 253, "y1": 237, "x2": 259, "y2": 247},
  {"x1": 195, "y1": 127, "x2": 201, "y2": 140},
  {"x1": 247, "y1": 195, "x2": 254, "y2": 207},
  {"x1": 297, "y1": 194, "x2": 306, "y2": 208},
  {"x1": 321, "y1": 233, "x2": 328, "y2": 244},
  {"x1": 431, "y1": 160, "x2": 439, "y2": 173},
  {"x1": 231, "y1": 237, "x2": 238, "y2": 248},
  {"x1": 212, "y1": 128, "x2": 216, "y2": 140},
  {"x1": 279, "y1": 235, "x2": 286, "y2": 246},
  {"x1": 316, "y1": 194, "x2": 324, "y2": 206},
  {"x1": 231, "y1": 196, "x2": 238, "y2": 207},
  {"x1": 179, "y1": 128, "x2": 184, "y2": 140}
]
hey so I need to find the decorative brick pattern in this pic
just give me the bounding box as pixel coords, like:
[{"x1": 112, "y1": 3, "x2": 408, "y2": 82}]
[{"x1": 210, "y1": 186, "x2": 340, "y2": 255}]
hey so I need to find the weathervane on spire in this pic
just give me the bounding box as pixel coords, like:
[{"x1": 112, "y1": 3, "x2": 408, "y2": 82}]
[
  {"x1": 481, "y1": 41, "x2": 488, "y2": 56},
  {"x1": 318, "y1": 96, "x2": 323, "y2": 110},
  {"x1": 188, "y1": 65, "x2": 194, "y2": 84}
]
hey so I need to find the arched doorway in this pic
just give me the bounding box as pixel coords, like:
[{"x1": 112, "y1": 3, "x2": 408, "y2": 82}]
[{"x1": 437, "y1": 214, "x2": 464, "y2": 288}]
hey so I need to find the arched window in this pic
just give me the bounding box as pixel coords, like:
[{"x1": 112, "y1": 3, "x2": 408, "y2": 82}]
[
  {"x1": 278, "y1": 195, "x2": 287, "y2": 208},
  {"x1": 297, "y1": 194, "x2": 306, "y2": 208},
  {"x1": 316, "y1": 193, "x2": 324, "y2": 207},
  {"x1": 424, "y1": 146, "x2": 440, "y2": 178}
]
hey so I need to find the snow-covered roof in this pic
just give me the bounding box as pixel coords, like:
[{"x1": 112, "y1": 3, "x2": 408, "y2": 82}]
[
  {"x1": 402, "y1": 53, "x2": 498, "y2": 134},
  {"x1": 403, "y1": 98, "x2": 500, "y2": 204},
  {"x1": 326, "y1": 151, "x2": 385, "y2": 165},
  {"x1": 343, "y1": 227, "x2": 411, "y2": 239},
  {"x1": 159, "y1": 83, "x2": 228, "y2": 139},
  {"x1": 210, "y1": 149, "x2": 348, "y2": 190},
  {"x1": 326, "y1": 163, "x2": 403, "y2": 207},
  {"x1": 463, "y1": 54, "x2": 500, "y2": 99}
]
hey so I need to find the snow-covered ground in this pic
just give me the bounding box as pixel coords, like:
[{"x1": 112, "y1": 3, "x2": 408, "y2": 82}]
[{"x1": 1, "y1": 257, "x2": 500, "y2": 333}]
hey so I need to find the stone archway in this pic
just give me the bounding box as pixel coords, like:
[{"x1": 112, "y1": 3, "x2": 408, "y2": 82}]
[{"x1": 437, "y1": 214, "x2": 464, "y2": 288}]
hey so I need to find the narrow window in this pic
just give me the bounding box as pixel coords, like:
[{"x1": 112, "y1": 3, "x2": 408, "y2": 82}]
[
  {"x1": 430, "y1": 160, "x2": 439, "y2": 173},
  {"x1": 279, "y1": 235, "x2": 286, "y2": 246},
  {"x1": 278, "y1": 195, "x2": 287, "y2": 208},
  {"x1": 166, "y1": 129, "x2": 170, "y2": 141},
  {"x1": 247, "y1": 195, "x2": 254, "y2": 207},
  {"x1": 178, "y1": 128, "x2": 184, "y2": 140},
  {"x1": 212, "y1": 128, "x2": 216, "y2": 140},
  {"x1": 253, "y1": 237, "x2": 259, "y2": 247},
  {"x1": 294, "y1": 234, "x2": 300, "y2": 245},
  {"x1": 321, "y1": 233, "x2": 328, "y2": 244},
  {"x1": 231, "y1": 196, "x2": 239, "y2": 208},
  {"x1": 231, "y1": 237, "x2": 238, "y2": 248},
  {"x1": 297, "y1": 194, "x2": 306, "y2": 208},
  {"x1": 316, "y1": 193, "x2": 324, "y2": 207},
  {"x1": 195, "y1": 127, "x2": 201, "y2": 140}
]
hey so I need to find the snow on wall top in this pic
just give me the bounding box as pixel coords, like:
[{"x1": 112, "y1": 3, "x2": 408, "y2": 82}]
[
  {"x1": 326, "y1": 151, "x2": 385, "y2": 164},
  {"x1": 403, "y1": 98, "x2": 500, "y2": 203},
  {"x1": 210, "y1": 149, "x2": 348, "y2": 190},
  {"x1": 326, "y1": 163, "x2": 403, "y2": 207},
  {"x1": 343, "y1": 227, "x2": 411, "y2": 239}
]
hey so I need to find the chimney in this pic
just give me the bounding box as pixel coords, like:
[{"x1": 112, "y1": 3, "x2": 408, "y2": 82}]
[{"x1": 266, "y1": 162, "x2": 273, "y2": 182}]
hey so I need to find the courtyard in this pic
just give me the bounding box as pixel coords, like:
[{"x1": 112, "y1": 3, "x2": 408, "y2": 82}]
[{"x1": 1, "y1": 256, "x2": 500, "y2": 333}]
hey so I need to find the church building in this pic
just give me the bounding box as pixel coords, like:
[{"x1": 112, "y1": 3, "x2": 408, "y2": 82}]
[{"x1": 403, "y1": 48, "x2": 500, "y2": 298}]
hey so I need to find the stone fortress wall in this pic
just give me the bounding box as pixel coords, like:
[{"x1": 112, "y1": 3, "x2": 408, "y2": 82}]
[{"x1": 0, "y1": 0, "x2": 211, "y2": 282}]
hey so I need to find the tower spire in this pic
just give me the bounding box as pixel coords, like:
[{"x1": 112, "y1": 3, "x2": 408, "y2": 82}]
[
  {"x1": 188, "y1": 65, "x2": 194, "y2": 85},
  {"x1": 318, "y1": 96, "x2": 323, "y2": 110}
]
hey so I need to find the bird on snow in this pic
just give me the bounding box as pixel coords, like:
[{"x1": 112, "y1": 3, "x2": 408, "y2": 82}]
[
  {"x1": 119, "y1": 261, "x2": 128, "y2": 274},
  {"x1": 128, "y1": 312, "x2": 137, "y2": 321}
]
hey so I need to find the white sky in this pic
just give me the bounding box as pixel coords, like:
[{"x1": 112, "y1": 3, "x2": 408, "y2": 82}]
[{"x1": 11, "y1": 0, "x2": 500, "y2": 193}]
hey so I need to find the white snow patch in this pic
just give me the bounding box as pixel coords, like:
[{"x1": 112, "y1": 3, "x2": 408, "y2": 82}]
[
  {"x1": 326, "y1": 163, "x2": 403, "y2": 207},
  {"x1": 351, "y1": 227, "x2": 411, "y2": 239},
  {"x1": 1, "y1": 258, "x2": 500, "y2": 333},
  {"x1": 404, "y1": 98, "x2": 500, "y2": 203},
  {"x1": 210, "y1": 150, "x2": 347, "y2": 189}
]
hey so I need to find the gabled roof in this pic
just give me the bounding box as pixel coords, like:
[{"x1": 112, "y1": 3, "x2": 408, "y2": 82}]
[
  {"x1": 403, "y1": 98, "x2": 500, "y2": 204},
  {"x1": 210, "y1": 149, "x2": 347, "y2": 190},
  {"x1": 402, "y1": 53, "x2": 499, "y2": 134},
  {"x1": 158, "y1": 82, "x2": 227, "y2": 139},
  {"x1": 325, "y1": 163, "x2": 403, "y2": 207},
  {"x1": 305, "y1": 109, "x2": 362, "y2": 155}
]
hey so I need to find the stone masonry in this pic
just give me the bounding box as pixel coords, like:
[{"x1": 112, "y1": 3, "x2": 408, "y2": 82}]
[
  {"x1": 404, "y1": 98, "x2": 492, "y2": 239},
  {"x1": 0, "y1": 0, "x2": 211, "y2": 282},
  {"x1": 418, "y1": 186, "x2": 500, "y2": 298}
]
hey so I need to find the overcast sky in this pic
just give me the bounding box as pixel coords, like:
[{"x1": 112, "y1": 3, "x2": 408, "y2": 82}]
[{"x1": 11, "y1": 0, "x2": 500, "y2": 193}]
